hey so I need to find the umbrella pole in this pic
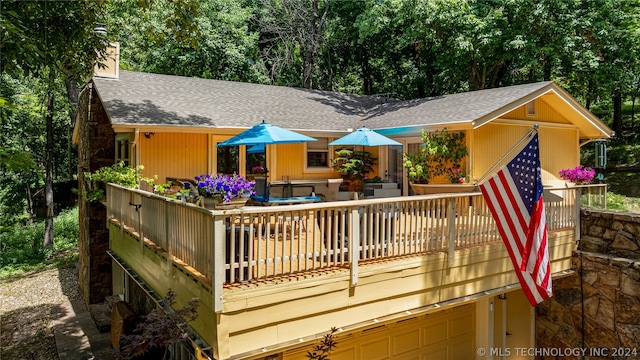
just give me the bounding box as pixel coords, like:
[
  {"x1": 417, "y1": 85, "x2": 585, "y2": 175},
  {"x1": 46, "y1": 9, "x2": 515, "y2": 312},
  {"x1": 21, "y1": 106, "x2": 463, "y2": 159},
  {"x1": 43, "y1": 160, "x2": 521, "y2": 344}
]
[{"x1": 264, "y1": 145, "x2": 269, "y2": 198}]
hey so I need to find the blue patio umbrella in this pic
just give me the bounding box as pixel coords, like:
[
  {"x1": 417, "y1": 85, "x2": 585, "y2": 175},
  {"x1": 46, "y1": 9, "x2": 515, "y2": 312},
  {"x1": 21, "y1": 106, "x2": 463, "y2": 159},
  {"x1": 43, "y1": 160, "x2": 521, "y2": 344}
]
[
  {"x1": 217, "y1": 120, "x2": 316, "y2": 147},
  {"x1": 329, "y1": 126, "x2": 401, "y2": 187},
  {"x1": 218, "y1": 120, "x2": 317, "y2": 199},
  {"x1": 328, "y1": 126, "x2": 401, "y2": 147},
  {"x1": 247, "y1": 144, "x2": 265, "y2": 154}
]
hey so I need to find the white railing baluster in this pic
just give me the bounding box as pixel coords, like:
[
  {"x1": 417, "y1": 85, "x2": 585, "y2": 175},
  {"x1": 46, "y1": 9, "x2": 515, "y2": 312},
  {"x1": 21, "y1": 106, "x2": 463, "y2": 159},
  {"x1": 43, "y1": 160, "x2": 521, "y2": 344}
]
[{"x1": 107, "y1": 183, "x2": 595, "y2": 287}]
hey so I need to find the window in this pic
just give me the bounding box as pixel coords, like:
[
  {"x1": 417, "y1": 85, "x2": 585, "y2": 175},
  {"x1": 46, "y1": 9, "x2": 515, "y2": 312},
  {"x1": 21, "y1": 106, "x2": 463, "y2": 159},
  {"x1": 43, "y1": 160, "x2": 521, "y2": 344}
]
[
  {"x1": 115, "y1": 134, "x2": 130, "y2": 165},
  {"x1": 306, "y1": 137, "x2": 330, "y2": 168},
  {"x1": 217, "y1": 146, "x2": 239, "y2": 175},
  {"x1": 527, "y1": 100, "x2": 537, "y2": 117},
  {"x1": 245, "y1": 147, "x2": 266, "y2": 178}
]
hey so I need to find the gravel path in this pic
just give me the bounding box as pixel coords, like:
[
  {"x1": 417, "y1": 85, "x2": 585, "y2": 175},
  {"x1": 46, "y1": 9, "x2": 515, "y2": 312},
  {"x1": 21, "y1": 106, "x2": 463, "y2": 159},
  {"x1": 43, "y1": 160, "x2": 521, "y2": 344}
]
[{"x1": 0, "y1": 264, "x2": 82, "y2": 360}]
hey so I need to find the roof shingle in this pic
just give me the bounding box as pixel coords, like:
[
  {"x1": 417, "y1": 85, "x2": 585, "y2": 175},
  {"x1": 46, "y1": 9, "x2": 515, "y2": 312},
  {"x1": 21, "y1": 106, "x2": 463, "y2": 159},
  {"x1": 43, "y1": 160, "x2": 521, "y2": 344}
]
[{"x1": 93, "y1": 71, "x2": 556, "y2": 134}]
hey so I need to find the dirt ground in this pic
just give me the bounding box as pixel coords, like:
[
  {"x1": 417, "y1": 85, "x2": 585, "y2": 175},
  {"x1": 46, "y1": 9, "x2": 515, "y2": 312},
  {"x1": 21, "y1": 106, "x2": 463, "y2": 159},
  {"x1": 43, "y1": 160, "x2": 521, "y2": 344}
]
[{"x1": 0, "y1": 264, "x2": 82, "y2": 360}]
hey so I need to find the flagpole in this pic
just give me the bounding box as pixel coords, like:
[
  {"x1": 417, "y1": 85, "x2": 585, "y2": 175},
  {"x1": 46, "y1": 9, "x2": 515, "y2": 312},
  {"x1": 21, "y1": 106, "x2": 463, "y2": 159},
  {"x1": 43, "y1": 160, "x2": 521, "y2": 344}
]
[{"x1": 476, "y1": 124, "x2": 539, "y2": 184}]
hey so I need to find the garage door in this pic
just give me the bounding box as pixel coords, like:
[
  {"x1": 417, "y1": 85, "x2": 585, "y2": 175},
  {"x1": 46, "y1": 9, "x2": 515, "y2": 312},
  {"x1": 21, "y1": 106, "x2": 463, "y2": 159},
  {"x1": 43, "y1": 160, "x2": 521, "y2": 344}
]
[{"x1": 284, "y1": 304, "x2": 475, "y2": 360}]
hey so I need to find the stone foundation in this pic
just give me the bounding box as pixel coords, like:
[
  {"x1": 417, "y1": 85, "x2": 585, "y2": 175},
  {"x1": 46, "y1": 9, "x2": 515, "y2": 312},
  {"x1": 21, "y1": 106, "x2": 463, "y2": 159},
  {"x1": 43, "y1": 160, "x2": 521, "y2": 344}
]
[{"x1": 536, "y1": 209, "x2": 640, "y2": 356}]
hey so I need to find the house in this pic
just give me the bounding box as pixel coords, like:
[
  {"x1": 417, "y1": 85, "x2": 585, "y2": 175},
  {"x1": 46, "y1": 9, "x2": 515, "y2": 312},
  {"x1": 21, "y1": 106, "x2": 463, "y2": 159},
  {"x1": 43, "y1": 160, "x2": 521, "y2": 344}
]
[{"x1": 74, "y1": 48, "x2": 613, "y2": 359}]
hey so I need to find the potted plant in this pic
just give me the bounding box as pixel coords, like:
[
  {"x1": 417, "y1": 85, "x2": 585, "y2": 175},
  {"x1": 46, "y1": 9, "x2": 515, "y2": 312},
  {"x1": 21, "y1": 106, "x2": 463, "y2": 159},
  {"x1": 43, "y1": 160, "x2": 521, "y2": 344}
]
[
  {"x1": 403, "y1": 128, "x2": 474, "y2": 194},
  {"x1": 332, "y1": 148, "x2": 377, "y2": 193},
  {"x1": 559, "y1": 165, "x2": 595, "y2": 186},
  {"x1": 84, "y1": 161, "x2": 155, "y2": 202},
  {"x1": 195, "y1": 173, "x2": 255, "y2": 209}
]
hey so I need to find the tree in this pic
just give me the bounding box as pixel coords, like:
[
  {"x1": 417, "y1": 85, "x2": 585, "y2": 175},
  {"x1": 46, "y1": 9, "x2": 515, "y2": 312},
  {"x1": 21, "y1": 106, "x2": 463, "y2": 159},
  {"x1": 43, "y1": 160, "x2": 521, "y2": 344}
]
[
  {"x1": 2, "y1": 0, "x2": 109, "y2": 246},
  {"x1": 253, "y1": 0, "x2": 329, "y2": 88},
  {"x1": 105, "y1": 0, "x2": 264, "y2": 82}
]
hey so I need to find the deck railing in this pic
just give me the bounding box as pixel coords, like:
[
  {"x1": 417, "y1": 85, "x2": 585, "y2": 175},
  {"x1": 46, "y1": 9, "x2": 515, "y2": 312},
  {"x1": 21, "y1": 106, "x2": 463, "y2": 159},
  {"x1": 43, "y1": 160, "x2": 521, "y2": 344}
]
[{"x1": 107, "y1": 183, "x2": 601, "y2": 311}]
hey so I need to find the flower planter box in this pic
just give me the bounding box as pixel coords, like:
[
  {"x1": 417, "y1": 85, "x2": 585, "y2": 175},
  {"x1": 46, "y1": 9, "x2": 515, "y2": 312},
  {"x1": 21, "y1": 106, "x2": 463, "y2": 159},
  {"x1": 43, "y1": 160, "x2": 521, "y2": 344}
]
[
  {"x1": 202, "y1": 197, "x2": 249, "y2": 210},
  {"x1": 410, "y1": 183, "x2": 477, "y2": 195}
]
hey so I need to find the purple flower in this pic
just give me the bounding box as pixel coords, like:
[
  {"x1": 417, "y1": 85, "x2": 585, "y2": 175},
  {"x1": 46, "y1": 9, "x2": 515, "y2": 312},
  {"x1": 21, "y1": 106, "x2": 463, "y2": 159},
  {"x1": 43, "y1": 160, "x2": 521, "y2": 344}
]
[
  {"x1": 195, "y1": 173, "x2": 256, "y2": 202},
  {"x1": 559, "y1": 165, "x2": 595, "y2": 185}
]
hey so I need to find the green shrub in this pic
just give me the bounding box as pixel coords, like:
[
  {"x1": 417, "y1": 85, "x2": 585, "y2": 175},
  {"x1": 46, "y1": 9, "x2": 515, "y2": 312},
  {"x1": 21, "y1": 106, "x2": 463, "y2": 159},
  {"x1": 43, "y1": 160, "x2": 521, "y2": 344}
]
[{"x1": 0, "y1": 207, "x2": 79, "y2": 278}]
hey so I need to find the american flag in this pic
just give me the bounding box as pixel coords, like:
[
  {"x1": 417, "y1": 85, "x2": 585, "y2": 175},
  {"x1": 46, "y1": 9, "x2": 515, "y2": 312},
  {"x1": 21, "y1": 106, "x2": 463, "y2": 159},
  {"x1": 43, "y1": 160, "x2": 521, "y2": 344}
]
[{"x1": 479, "y1": 132, "x2": 552, "y2": 306}]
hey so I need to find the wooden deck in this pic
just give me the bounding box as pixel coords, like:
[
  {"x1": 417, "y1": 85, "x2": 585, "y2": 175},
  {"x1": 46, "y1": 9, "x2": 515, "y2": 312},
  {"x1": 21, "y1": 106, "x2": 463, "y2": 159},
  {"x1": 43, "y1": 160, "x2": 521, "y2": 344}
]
[
  {"x1": 106, "y1": 183, "x2": 599, "y2": 359},
  {"x1": 106, "y1": 183, "x2": 589, "y2": 293}
]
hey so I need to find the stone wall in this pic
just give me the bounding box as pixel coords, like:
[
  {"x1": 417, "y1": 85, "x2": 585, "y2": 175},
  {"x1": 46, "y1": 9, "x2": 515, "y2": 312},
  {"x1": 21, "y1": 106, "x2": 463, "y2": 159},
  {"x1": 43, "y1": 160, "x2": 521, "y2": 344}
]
[
  {"x1": 536, "y1": 209, "x2": 640, "y2": 355},
  {"x1": 77, "y1": 83, "x2": 115, "y2": 304}
]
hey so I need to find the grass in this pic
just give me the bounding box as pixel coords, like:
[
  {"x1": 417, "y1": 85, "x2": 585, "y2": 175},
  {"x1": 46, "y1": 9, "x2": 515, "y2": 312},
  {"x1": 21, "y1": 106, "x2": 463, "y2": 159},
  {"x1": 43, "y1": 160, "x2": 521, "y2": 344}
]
[{"x1": 0, "y1": 207, "x2": 79, "y2": 279}]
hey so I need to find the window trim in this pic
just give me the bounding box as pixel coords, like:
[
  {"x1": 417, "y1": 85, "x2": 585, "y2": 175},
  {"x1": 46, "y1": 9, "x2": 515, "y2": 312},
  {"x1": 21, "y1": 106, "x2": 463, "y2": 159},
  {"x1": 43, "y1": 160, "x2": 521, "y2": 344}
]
[
  {"x1": 526, "y1": 100, "x2": 537, "y2": 117},
  {"x1": 304, "y1": 137, "x2": 334, "y2": 173},
  {"x1": 115, "y1": 133, "x2": 131, "y2": 165}
]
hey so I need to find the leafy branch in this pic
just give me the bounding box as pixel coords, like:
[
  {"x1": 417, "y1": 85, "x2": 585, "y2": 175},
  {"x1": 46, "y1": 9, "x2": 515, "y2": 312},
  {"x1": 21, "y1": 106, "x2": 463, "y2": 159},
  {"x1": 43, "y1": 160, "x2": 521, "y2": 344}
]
[
  {"x1": 115, "y1": 289, "x2": 200, "y2": 360},
  {"x1": 306, "y1": 327, "x2": 339, "y2": 360}
]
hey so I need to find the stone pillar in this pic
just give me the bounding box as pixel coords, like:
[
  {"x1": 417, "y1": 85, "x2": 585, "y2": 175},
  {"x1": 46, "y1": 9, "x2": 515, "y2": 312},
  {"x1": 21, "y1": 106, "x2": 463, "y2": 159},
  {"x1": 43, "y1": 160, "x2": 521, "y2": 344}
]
[
  {"x1": 77, "y1": 83, "x2": 115, "y2": 304},
  {"x1": 536, "y1": 209, "x2": 640, "y2": 353}
]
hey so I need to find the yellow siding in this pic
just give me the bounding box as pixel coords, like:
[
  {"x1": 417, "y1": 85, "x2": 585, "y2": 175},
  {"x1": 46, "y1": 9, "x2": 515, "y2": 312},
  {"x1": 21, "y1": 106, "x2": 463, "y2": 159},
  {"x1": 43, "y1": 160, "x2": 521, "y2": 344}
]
[
  {"x1": 283, "y1": 304, "x2": 475, "y2": 360},
  {"x1": 139, "y1": 132, "x2": 208, "y2": 183},
  {"x1": 110, "y1": 215, "x2": 575, "y2": 359},
  {"x1": 473, "y1": 123, "x2": 579, "y2": 183},
  {"x1": 502, "y1": 97, "x2": 571, "y2": 124}
]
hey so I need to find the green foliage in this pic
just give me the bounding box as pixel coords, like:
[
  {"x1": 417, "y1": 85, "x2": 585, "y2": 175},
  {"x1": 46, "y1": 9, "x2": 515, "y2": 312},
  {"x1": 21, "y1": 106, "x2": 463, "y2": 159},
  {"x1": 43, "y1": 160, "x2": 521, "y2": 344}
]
[
  {"x1": 0, "y1": 207, "x2": 79, "y2": 278},
  {"x1": 332, "y1": 149, "x2": 377, "y2": 192},
  {"x1": 582, "y1": 192, "x2": 640, "y2": 213},
  {"x1": 84, "y1": 162, "x2": 155, "y2": 201},
  {"x1": 403, "y1": 128, "x2": 468, "y2": 184},
  {"x1": 306, "y1": 327, "x2": 338, "y2": 360},
  {"x1": 332, "y1": 149, "x2": 376, "y2": 180},
  {"x1": 105, "y1": 0, "x2": 265, "y2": 83},
  {"x1": 580, "y1": 138, "x2": 640, "y2": 168}
]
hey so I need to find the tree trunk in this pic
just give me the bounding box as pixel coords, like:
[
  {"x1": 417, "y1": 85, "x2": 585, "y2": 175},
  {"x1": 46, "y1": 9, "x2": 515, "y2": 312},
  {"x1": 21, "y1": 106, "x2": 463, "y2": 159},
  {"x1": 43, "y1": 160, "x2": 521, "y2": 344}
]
[
  {"x1": 44, "y1": 90, "x2": 55, "y2": 247},
  {"x1": 302, "y1": 0, "x2": 320, "y2": 88},
  {"x1": 612, "y1": 89, "x2": 623, "y2": 137},
  {"x1": 632, "y1": 95, "x2": 636, "y2": 133},
  {"x1": 585, "y1": 80, "x2": 593, "y2": 110},
  {"x1": 65, "y1": 71, "x2": 79, "y2": 179},
  {"x1": 26, "y1": 184, "x2": 34, "y2": 225},
  {"x1": 360, "y1": 46, "x2": 371, "y2": 95}
]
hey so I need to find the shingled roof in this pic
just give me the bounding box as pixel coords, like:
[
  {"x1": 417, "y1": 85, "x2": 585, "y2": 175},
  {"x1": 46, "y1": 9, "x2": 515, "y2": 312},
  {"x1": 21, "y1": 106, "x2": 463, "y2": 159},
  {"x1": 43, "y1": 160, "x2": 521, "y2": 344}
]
[
  {"x1": 92, "y1": 70, "x2": 383, "y2": 132},
  {"x1": 361, "y1": 82, "x2": 554, "y2": 132},
  {"x1": 92, "y1": 71, "x2": 612, "y2": 138}
]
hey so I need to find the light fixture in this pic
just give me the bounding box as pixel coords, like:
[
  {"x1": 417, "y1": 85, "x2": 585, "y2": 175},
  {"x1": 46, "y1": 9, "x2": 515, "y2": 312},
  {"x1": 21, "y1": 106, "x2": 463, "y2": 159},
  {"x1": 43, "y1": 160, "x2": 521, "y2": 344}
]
[
  {"x1": 94, "y1": 24, "x2": 107, "y2": 36},
  {"x1": 144, "y1": 132, "x2": 155, "y2": 139}
]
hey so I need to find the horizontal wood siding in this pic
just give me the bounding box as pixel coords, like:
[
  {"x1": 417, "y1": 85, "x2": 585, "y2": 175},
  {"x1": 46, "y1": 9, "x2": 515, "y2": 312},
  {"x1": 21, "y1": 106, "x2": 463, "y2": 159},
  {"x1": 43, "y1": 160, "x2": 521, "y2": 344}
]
[
  {"x1": 109, "y1": 226, "x2": 218, "y2": 352},
  {"x1": 473, "y1": 123, "x2": 578, "y2": 183},
  {"x1": 140, "y1": 132, "x2": 208, "y2": 183}
]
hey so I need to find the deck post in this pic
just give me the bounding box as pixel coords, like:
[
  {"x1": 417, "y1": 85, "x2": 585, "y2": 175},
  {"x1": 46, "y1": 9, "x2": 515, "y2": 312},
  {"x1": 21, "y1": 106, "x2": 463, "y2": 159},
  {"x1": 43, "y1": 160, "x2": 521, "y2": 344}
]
[
  {"x1": 575, "y1": 187, "x2": 582, "y2": 242},
  {"x1": 164, "y1": 200, "x2": 171, "y2": 274},
  {"x1": 447, "y1": 198, "x2": 456, "y2": 267},
  {"x1": 349, "y1": 207, "x2": 360, "y2": 287},
  {"x1": 212, "y1": 214, "x2": 225, "y2": 312}
]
